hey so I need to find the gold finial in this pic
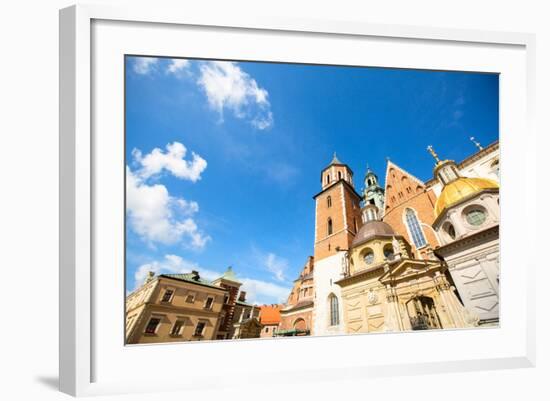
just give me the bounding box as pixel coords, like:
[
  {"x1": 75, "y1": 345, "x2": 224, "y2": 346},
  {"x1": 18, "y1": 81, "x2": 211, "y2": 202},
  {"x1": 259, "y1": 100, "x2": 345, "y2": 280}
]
[
  {"x1": 427, "y1": 145, "x2": 441, "y2": 164},
  {"x1": 469, "y1": 136, "x2": 484, "y2": 151}
]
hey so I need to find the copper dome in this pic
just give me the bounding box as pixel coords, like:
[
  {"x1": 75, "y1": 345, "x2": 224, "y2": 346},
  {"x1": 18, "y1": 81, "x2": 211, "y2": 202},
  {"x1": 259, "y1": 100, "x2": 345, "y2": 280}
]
[{"x1": 352, "y1": 220, "x2": 396, "y2": 248}]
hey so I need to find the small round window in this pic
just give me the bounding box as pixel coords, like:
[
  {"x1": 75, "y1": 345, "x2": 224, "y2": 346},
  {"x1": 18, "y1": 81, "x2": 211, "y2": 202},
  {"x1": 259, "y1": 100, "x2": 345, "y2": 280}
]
[
  {"x1": 465, "y1": 209, "x2": 487, "y2": 226},
  {"x1": 364, "y1": 251, "x2": 374, "y2": 264}
]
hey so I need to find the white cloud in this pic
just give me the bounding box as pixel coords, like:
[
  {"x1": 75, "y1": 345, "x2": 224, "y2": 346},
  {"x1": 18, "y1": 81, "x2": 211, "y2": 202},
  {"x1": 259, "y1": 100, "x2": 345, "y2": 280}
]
[
  {"x1": 134, "y1": 254, "x2": 290, "y2": 304},
  {"x1": 197, "y1": 61, "x2": 273, "y2": 130},
  {"x1": 239, "y1": 278, "x2": 290, "y2": 305},
  {"x1": 134, "y1": 254, "x2": 221, "y2": 288},
  {"x1": 264, "y1": 252, "x2": 288, "y2": 282},
  {"x1": 166, "y1": 59, "x2": 191, "y2": 76},
  {"x1": 132, "y1": 142, "x2": 207, "y2": 182},
  {"x1": 251, "y1": 111, "x2": 274, "y2": 130},
  {"x1": 133, "y1": 57, "x2": 158, "y2": 75},
  {"x1": 126, "y1": 167, "x2": 210, "y2": 248}
]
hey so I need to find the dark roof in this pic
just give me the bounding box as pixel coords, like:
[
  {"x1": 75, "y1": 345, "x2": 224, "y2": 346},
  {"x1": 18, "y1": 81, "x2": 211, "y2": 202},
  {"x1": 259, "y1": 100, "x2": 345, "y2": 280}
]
[
  {"x1": 312, "y1": 178, "x2": 362, "y2": 200},
  {"x1": 160, "y1": 273, "x2": 227, "y2": 291},
  {"x1": 329, "y1": 152, "x2": 342, "y2": 165},
  {"x1": 235, "y1": 300, "x2": 257, "y2": 307},
  {"x1": 351, "y1": 220, "x2": 396, "y2": 248},
  {"x1": 281, "y1": 299, "x2": 314, "y2": 313}
]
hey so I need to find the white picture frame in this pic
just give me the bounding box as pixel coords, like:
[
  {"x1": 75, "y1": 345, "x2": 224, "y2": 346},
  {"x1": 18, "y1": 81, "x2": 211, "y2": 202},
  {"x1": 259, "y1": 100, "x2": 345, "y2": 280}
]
[{"x1": 59, "y1": 3, "x2": 536, "y2": 397}]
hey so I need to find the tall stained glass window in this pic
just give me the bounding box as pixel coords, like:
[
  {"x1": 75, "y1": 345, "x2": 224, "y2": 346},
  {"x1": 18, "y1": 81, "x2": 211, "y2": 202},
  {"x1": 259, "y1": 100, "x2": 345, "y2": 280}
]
[{"x1": 405, "y1": 208, "x2": 427, "y2": 248}]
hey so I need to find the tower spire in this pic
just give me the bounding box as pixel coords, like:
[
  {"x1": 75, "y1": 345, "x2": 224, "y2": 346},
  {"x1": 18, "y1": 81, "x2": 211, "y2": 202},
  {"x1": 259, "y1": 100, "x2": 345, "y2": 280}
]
[
  {"x1": 469, "y1": 136, "x2": 484, "y2": 151},
  {"x1": 427, "y1": 145, "x2": 441, "y2": 165}
]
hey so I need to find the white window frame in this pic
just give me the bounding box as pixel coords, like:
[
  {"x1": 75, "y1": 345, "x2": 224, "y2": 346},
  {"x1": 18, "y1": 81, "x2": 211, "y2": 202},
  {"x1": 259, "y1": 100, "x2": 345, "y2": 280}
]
[
  {"x1": 185, "y1": 291, "x2": 196, "y2": 304},
  {"x1": 170, "y1": 318, "x2": 186, "y2": 337},
  {"x1": 193, "y1": 320, "x2": 207, "y2": 337},
  {"x1": 143, "y1": 315, "x2": 163, "y2": 335},
  {"x1": 160, "y1": 287, "x2": 175, "y2": 303},
  {"x1": 203, "y1": 296, "x2": 215, "y2": 310}
]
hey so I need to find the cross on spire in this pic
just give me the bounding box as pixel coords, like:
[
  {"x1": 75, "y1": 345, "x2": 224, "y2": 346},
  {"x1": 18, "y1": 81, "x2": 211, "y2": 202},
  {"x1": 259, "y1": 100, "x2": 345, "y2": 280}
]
[
  {"x1": 469, "y1": 136, "x2": 484, "y2": 151},
  {"x1": 427, "y1": 145, "x2": 441, "y2": 164},
  {"x1": 331, "y1": 152, "x2": 342, "y2": 165}
]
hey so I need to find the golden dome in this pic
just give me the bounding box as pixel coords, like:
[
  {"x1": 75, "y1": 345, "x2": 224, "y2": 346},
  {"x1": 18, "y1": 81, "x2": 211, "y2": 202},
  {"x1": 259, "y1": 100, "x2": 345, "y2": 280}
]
[{"x1": 434, "y1": 177, "x2": 499, "y2": 217}]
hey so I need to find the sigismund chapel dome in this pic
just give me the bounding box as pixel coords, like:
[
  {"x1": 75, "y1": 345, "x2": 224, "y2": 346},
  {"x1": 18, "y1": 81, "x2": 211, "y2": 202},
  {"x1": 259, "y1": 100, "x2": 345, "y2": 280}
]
[
  {"x1": 434, "y1": 177, "x2": 499, "y2": 217},
  {"x1": 351, "y1": 220, "x2": 396, "y2": 248}
]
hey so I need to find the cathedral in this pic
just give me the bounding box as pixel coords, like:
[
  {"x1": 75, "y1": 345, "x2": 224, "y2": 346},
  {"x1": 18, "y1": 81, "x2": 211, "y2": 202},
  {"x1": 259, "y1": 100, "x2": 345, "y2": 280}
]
[{"x1": 283, "y1": 139, "x2": 500, "y2": 336}]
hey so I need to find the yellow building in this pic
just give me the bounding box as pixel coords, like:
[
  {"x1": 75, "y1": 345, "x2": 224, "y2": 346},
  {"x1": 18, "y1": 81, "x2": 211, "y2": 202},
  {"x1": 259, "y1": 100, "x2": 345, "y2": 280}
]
[
  {"x1": 336, "y1": 204, "x2": 474, "y2": 333},
  {"x1": 126, "y1": 271, "x2": 227, "y2": 344}
]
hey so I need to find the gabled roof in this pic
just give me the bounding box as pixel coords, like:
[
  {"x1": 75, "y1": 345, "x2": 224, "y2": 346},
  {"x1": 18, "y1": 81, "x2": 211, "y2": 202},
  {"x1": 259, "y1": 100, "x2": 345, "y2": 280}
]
[
  {"x1": 379, "y1": 258, "x2": 441, "y2": 284},
  {"x1": 384, "y1": 159, "x2": 426, "y2": 191},
  {"x1": 383, "y1": 159, "x2": 427, "y2": 213}
]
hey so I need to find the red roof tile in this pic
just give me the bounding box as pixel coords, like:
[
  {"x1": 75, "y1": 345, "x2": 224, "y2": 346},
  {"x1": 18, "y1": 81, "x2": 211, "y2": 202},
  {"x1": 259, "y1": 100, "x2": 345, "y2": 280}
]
[{"x1": 259, "y1": 304, "x2": 282, "y2": 325}]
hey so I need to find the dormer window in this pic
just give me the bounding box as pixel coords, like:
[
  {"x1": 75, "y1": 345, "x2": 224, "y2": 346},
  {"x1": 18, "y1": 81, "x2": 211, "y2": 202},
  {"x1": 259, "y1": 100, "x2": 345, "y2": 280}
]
[
  {"x1": 444, "y1": 223, "x2": 456, "y2": 239},
  {"x1": 363, "y1": 250, "x2": 374, "y2": 264},
  {"x1": 383, "y1": 245, "x2": 395, "y2": 261}
]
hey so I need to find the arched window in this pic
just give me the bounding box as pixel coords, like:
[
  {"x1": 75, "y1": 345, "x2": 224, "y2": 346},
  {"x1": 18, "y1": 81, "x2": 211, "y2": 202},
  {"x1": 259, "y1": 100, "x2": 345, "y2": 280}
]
[
  {"x1": 405, "y1": 208, "x2": 427, "y2": 248},
  {"x1": 327, "y1": 218, "x2": 333, "y2": 235},
  {"x1": 329, "y1": 294, "x2": 339, "y2": 326},
  {"x1": 338, "y1": 171, "x2": 342, "y2": 180},
  {"x1": 326, "y1": 174, "x2": 330, "y2": 185},
  {"x1": 293, "y1": 318, "x2": 306, "y2": 331},
  {"x1": 327, "y1": 196, "x2": 332, "y2": 208}
]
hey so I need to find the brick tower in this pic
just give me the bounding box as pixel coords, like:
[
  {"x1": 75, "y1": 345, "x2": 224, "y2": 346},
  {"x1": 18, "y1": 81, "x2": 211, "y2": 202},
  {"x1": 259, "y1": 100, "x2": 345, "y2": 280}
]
[
  {"x1": 313, "y1": 153, "x2": 362, "y2": 261},
  {"x1": 312, "y1": 153, "x2": 362, "y2": 337}
]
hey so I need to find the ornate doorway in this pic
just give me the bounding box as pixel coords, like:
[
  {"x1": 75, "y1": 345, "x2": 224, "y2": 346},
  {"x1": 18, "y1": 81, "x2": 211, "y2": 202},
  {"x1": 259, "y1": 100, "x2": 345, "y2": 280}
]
[{"x1": 406, "y1": 295, "x2": 442, "y2": 330}]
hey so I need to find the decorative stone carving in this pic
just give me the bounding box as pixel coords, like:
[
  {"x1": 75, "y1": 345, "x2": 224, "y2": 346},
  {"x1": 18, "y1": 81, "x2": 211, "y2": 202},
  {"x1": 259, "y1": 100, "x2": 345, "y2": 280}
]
[{"x1": 367, "y1": 289, "x2": 378, "y2": 305}]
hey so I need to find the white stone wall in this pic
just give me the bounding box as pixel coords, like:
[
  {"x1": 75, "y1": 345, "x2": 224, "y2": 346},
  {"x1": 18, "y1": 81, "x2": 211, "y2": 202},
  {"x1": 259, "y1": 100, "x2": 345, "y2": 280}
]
[
  {"x1": 434, "y1": 192, "x2": 500, "y2": 246},
  {"x1": 442, "y1": 239, "x2": 500, "y2": 322},
  {"x1": 313, "y1": 252, "x2": 346, "y2": 336}
]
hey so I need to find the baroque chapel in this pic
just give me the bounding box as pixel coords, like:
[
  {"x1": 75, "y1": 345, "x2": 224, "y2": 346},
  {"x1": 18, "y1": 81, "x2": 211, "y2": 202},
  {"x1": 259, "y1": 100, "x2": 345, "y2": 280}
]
[{"x1": 279, "y1": 139, "x2": 500, "y2": 336}]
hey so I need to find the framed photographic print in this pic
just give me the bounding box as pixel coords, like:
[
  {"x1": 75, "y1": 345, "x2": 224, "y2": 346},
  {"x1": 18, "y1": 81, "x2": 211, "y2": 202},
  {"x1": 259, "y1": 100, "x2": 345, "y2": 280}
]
[{"x1": 59, "y1": 4, "x2": 536, "y2": 397}]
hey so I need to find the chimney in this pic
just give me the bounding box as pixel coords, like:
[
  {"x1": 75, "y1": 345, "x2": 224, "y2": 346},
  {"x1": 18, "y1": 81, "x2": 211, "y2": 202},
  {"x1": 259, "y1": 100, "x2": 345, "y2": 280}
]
[
  {"x1": 238, "y1": 291, "x2": 246, "y2": 302},
  {"x1": 191, "y1": 270, "x2": 200, "y2": 281}
]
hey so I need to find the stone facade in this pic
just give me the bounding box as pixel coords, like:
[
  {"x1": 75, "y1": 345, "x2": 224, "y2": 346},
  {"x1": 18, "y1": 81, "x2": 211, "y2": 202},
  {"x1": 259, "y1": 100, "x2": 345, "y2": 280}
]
[
  {"x1": 126, "y1": 267, "x2": 262, "y2": 344},
  {"x1": 336, "y1": 217, "x2": 472, "y2": 334},
  {"x1": 231, "y1": 295, "x2": 261, "y2": 339},
  {"x1": 312, "y1": 252, "x2": 346, "y2": 336},
  {"x1": 431, "y1": 152, "x2": 500, "y2": 324},
  {"x1": 279, "y1": 257, "x2": 315, "y2": 336},
  {"x1": 125, "y1": 272, "x2": 227, "y2": 344}
]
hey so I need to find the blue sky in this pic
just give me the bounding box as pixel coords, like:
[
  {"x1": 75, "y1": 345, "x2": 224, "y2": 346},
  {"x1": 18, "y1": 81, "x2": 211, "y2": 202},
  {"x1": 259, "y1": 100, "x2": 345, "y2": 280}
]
[{"x1": 125, "y1": 56, "x2": 499, "y2": 304}]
